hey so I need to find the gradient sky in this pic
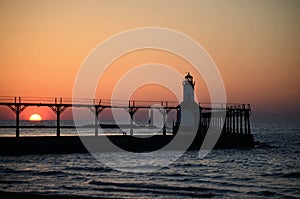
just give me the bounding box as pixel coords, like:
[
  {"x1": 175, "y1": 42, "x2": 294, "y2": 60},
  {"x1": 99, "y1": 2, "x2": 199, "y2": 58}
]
[{"x1": 0, "y1": 0, "x2": 299, "y2": 122}]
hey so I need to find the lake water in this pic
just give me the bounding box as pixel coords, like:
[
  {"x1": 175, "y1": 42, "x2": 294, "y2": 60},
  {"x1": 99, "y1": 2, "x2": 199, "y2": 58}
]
[{"x1": 0, "y1": 121, "x2": 299, "y2": 198}]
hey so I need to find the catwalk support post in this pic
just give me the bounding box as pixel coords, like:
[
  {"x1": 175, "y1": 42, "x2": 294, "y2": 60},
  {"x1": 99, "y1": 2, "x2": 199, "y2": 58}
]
[
  {"x1": 49, "y1": 98, "x2": 68, "y2": 136},
  {"x1": 90, "y1": 99, "x2": 105, "y2": 136},
  {"x1": 7, "y1": 97, "x2": 27, "y2": 137}
]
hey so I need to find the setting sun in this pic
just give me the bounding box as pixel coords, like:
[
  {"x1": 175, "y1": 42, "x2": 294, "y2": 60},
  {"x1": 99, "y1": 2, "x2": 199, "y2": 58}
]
[{"x1": 29, "y1": 114, "x2": 42, "y2": 122}]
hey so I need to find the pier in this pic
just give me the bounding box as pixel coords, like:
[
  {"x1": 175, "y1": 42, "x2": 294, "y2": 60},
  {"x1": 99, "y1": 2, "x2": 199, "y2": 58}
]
[
  {"x1": 0, "y1": 96, "x2": 253, "y2": 155},
  {"x1": 0, "y1": 96, "x2": 251, "y2": 137}
]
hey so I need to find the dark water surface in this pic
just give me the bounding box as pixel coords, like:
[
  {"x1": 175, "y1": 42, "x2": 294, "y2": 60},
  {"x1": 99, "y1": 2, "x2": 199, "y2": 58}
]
[{"x1": 0, "y1": 122, "x2": 299, "y2": 198}]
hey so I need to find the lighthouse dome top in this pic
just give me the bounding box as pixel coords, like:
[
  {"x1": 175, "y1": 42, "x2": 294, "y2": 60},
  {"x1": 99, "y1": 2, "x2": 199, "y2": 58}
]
[{"x1": 185, "y1": 72, "x2": 193, "y2": 79}]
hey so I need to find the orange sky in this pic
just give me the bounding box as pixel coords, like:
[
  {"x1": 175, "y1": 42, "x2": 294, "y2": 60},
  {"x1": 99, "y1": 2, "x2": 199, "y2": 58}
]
[{"x1": 0, "y1": 0, "x2": 299, "y2": 122}]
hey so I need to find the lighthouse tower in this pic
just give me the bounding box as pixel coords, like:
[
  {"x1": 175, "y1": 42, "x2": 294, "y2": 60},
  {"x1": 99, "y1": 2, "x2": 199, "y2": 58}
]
[
  {"x1": 173, "y1": 72, "x2": 199, "y2": 133},
  {"x1": 183, "y1": 72, "x2": 195, "y2": 102}
]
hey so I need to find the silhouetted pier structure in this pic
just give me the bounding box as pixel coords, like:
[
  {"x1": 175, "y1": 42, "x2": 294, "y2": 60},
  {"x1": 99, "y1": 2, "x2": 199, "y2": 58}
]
[
  {"x1": 0, "y1": 97, "x2": 179, "y2": 137},
  {"x1": 0, "y1": 73, "x2": 254, "y2": 154},
  {"x1": 0, "y1": 96, "x2": 251, "y2": 137},
  {"x1": 200, "y1": 104, "x2": 251, "y2": 134}
]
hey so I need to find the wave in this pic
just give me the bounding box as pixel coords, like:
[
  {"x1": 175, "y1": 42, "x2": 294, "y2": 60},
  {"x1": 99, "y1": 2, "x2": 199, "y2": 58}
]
[
  {"x1": 0, "y1": 168, "x2": 32, "y2": 174},
  {"x1": 247, "y1": 190, "x2": 278, "y2": 197},
  {"x1": 35, "y1": 170, "x2": 67, "y2": 176},
  {"x1": 175, "y1": 163, "x2": 205, "y2": 168},
  {"x1": 65, "y1": 166, "x2": 113, "y2": 172},
  {"x1": 89, "y1": 179, "x2": 214, "y2": 191},
  {"x1": 0, "y1": 168, "x2": 69, "y2": 176},
  {"x1": 158, "y1": 172, "x2": 189, "y2": 178},
  {"x1": 261, "y1": 171, "x2": 300, "y2": 178},
  {"x1": 89, "y1": 180, "x2": 217, "y2": 198},
  {"x1": 90, "y1": 179, "x2": 245, "y2": 197},
  {"x1": 281, "y1": 172, "x2": 300, "y2": 178},
  {"x1": 0, "y1": 180, "x2": 26, "y2": 184},
  {"x1": 254, "y1": 141, "x2": 276, "y2": 148},
  {"x1": 0, "y1": 190, "x2": 101, "y2": 199}
]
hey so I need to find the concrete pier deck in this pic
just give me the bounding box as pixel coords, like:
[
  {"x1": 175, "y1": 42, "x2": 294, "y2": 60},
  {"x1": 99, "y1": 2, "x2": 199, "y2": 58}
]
[{"x1": 0, "y1": 134, "x2": 254, "y2": 155}]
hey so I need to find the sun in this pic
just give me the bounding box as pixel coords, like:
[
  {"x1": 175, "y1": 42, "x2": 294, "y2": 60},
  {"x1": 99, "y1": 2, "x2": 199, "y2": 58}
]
[{"x1": 29, "y1": 114, "x2": 42, "y2": 122}]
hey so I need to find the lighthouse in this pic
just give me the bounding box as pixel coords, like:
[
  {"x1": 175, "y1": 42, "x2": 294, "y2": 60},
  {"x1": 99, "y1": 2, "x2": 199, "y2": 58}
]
[
  {"x1": 182, "y1": 72, "x2": 195, "y2": 102},
  {"x1": 174, "y1": 72, "x2": 200, "y2": 133}
]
